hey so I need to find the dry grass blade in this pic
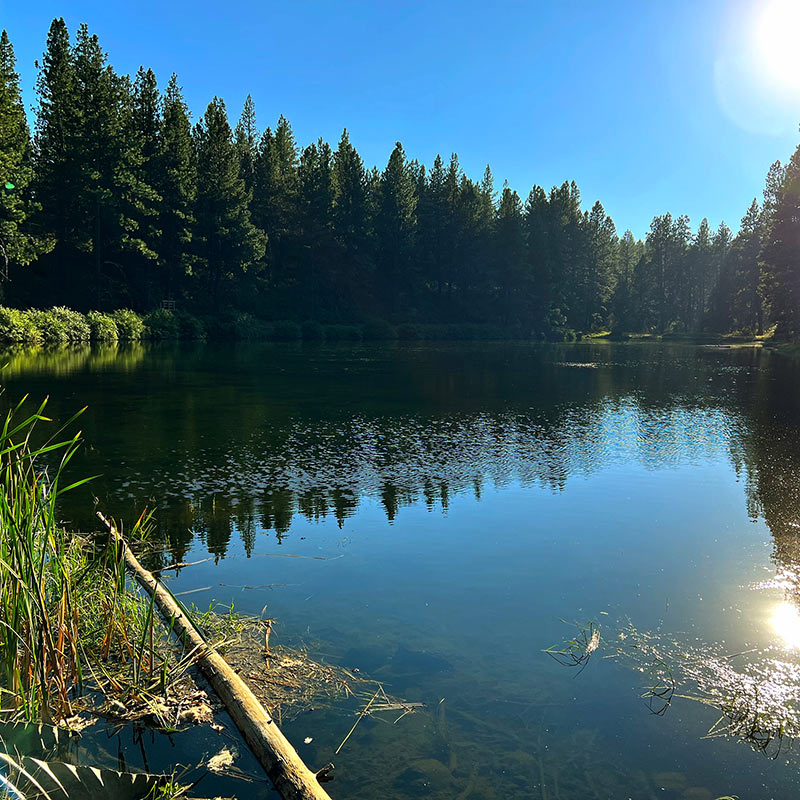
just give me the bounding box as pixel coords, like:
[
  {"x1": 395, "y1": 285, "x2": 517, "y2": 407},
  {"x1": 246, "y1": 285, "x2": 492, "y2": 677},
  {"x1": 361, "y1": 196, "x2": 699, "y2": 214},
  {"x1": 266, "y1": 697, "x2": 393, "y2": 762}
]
[{"x1": 335, "y1": 687, "x2": 381, "y2": 755}]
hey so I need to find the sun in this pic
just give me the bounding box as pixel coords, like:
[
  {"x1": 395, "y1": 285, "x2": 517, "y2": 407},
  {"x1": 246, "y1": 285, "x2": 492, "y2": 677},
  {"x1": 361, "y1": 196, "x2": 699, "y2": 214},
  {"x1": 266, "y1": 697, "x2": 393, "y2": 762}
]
[{"x1": 756, "y1": 0, "x2": 800, "y2": 91}]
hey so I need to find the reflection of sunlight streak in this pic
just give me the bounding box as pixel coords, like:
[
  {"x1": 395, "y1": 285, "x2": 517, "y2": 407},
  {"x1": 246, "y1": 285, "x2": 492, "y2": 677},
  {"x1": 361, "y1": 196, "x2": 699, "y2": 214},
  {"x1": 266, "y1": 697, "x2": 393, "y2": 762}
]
[
  {"x1": 619, "y1": 621, "x2": 800, "y2": 756},
  {"x1": 770, "y1": 601, "x2": 800, "y2": 649}
]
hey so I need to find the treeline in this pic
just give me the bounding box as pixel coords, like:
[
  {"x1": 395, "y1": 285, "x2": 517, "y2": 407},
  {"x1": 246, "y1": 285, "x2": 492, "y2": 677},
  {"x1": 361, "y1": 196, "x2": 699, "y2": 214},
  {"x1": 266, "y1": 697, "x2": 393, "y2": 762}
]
[{"x1": 1, "y1": 19, "x2": 800, "y2": 336}]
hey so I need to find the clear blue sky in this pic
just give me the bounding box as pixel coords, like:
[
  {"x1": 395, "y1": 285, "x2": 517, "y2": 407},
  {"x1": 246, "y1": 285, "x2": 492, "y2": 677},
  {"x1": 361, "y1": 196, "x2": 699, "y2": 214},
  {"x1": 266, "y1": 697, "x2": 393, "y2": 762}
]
[{"x1": 3, "y1": 0, "x2": 800, "y2": 238}]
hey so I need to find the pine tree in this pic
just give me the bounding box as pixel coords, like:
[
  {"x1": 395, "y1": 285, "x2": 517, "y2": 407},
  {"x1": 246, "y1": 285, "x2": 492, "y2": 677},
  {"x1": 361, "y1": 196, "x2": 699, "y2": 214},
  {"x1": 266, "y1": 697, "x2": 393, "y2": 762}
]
[
  {"x1": 72, "y1": 24, "x2": 159, "y2": 306},
  {"x1": 133, "y1": 68, "x2": 160, "y2": 171},
  {"x1": 610, "y1": 229, "x2": 641, "y2": 332},
  {"x1": 761, "y1": 153, "x2": 800, "y2": 334},
  {"x1": 441, "y1": 153, "x2": 462, "y2": 306},
  {"x1": 332, "y1": 128, "x2": 373, "y2": 312},
  {"x1": 252, "y1": 115, "x2": 299, "y2": 310},
  {"x1": 459, "y1": 164, "x2": 495, "y2": 318},
  {"x1": 734, "y1": 200, "x2": 764, "y2": 334},
  {"x1": 495, "y1": 182, "x2": 527, "y2": 327},
  {"x1": 194, "y1": 97, "x2": 265, "y2": 309},
  {"x1": 132, "y1": 66, "x2": 163, "y2": 303},
  {"x1": 545, "y1": 181, "x2": 583, "y2": 327},
  {"x1": 32, "y1": 17, "x2": 83, "y2": 300},
  {"x1": 235, "y1": 94, "x2": 258, "y2": 192},
  {"x1": 417, "y1": 153, "x2": 447, "y2": 304},
  {"x1": 580, "y1": 201, "x2": 617, "y2": 331},
  {"x1": 689, "y1": 217, "x2": 712, "y2": 328},
  {"x1": 376, "y1": 142, "x2": 417, "y2": 316},
  {"x1": 297, "y1": 138, "x2": 335, "y2": 318},
  {"x1": 158, "y1": 74, "x2": 196, "y2": 301},
  {"x1": 0, "y1": 29, "x2": 52, "y2": 287},
  {"x1": 523, "y1": 185, "x2": 552, "y2": 328}
]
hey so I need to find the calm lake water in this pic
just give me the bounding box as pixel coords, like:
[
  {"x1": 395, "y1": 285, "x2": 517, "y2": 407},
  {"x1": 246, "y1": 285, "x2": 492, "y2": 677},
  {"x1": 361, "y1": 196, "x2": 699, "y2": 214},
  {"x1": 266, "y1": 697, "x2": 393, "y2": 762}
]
[{"x1": 5, "y1": 340, "x2": 800, "y2": 799}]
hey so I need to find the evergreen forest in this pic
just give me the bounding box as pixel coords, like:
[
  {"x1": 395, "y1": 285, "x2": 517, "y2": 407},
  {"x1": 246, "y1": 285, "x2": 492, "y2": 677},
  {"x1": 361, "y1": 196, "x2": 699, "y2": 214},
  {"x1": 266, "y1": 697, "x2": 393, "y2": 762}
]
[{"x1": 3, "y1": 19, "x2": 800, "y2": 339}]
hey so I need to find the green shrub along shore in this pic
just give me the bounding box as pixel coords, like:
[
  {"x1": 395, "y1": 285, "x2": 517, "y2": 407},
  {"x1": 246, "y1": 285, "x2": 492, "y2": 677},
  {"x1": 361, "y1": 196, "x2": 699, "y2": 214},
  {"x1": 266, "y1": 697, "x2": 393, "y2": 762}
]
[
  {"x1": 0, "y1": 305, "x2": 774, "y2": 346},
  {"x1": 0, "y1": 306, "x2": 577, "y2": 345}
]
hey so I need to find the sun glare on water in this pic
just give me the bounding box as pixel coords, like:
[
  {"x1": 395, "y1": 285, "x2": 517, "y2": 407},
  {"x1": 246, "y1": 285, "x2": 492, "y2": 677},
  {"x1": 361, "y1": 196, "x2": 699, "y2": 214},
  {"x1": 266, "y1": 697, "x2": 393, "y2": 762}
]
[
  {"x1": 756, "y1": 0, "x2": 800, "y2": 90},
  {"x1": 770, "y1": 601, "x2": 800, "y2": 649}
]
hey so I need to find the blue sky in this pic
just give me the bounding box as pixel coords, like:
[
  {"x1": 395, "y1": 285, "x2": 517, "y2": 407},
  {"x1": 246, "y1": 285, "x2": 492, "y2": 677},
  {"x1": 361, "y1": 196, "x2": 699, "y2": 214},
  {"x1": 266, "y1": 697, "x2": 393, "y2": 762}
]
[{"x1": 3, "y1": 0, "x2": 800, "y2": 238}]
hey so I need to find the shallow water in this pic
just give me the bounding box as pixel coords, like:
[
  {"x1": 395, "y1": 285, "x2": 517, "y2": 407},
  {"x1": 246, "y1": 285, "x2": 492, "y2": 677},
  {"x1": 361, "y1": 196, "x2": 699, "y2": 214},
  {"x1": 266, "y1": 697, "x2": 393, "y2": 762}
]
[{"x1": 5, "y1": 340, "x2": 800, "y2": 798}]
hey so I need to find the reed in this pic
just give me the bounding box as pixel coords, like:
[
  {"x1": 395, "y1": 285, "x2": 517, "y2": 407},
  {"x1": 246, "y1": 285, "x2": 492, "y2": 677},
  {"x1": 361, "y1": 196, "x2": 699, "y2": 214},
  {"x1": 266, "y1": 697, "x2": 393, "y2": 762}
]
[{"x1": 0, "y1": 394, "x2": 191, "y2": 725}]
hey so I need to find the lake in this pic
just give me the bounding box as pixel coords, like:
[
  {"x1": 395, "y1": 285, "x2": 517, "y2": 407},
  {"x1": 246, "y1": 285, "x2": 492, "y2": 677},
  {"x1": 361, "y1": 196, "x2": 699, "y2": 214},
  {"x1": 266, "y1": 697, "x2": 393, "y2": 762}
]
[{"x1": 4, "y1": 340, "x2": 800, "y2": 799}]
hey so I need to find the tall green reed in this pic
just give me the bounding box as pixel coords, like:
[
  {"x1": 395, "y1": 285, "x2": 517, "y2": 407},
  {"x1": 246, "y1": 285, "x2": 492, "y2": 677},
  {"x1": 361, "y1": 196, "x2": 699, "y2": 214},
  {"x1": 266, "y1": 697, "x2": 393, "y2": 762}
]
[{"x1": 0, "y1": 394, "x2": 93, "y2": 722}]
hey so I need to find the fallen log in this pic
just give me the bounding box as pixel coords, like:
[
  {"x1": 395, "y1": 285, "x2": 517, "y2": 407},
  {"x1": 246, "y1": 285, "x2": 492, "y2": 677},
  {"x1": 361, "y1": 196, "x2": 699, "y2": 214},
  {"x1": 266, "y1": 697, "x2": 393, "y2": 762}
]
[{"x1": 97, "y1": 512, "x2": 334, "y2": 800}]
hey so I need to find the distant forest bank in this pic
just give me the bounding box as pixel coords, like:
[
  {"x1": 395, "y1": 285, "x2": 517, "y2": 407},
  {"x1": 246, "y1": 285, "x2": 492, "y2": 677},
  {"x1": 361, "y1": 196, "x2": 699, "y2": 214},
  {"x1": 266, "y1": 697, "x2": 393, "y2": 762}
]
[{"x1": 3, "y1": 19, "x2": 800, "y2": 339}]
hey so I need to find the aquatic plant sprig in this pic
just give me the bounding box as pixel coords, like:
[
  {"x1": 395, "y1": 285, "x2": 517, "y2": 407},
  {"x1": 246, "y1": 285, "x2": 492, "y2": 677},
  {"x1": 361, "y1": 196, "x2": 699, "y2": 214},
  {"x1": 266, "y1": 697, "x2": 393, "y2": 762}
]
[{"x1": 544, "y1": 620, "x2": 601, "y2": 674}]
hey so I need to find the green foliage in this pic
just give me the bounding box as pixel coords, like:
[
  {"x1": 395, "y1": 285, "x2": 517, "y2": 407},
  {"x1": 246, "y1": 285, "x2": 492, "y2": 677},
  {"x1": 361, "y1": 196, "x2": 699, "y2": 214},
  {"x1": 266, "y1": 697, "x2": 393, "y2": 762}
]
[
  {"x1": 0, "y1": 307, "x2": 41, "y2": 343},
  {"x1": 86, "y1": 310, "x2": 118, "y2": 341},
  {"x1": 204, "y1": 310, "x2": 269, "y2": 340},
  {"x1": 394, "y1": 323, "x2": 510, "y2": 341},
  {"x1": 271, "y1": 320, "x2": 301, "y2": 341},
  {"x1": 376, "y1": 142, "x2": 418, "y2": 315},
  {"x1": 0, "y1": 397, "x2": 91, "y2": 720},
  {"x1": 29, "y1": 306, "x2": 90, "y2": 343},
  {"x1": 175, "y1": 310, "x2": 205, "y2": 340},
  {"x1": 361, "y1": 319, "x2": 397, "y2": 340},
  {"x1": 0, "y1": 398, "x2": 197, "y2": 731},
  {"x1": 194, "y1": 97, "x2": 265, "y2": 310},
  {"x1": 158, "y1": 74, "x2": 196, "y2": 300},
  {"x1": 324, "y1": 324, "x2": 362, "y2": 341},
  {"x1": 0, "y1": 30, "x2": 53, "y2": 278},
  {"x1": 111, "y1": 308, "x2": 145, "y2": 340},
  {"x1": 33, "y1": 22, "x2": 160, "y2": 308},
  {"x1": 143, "y1": 308, "x2": 179, "y2": 339},
  {"x1": 301, "y1": 320, "x2": 324, "y2": 341},
  {"x1": 396, "y1": 323, "x2": 422, "y2": 341}
]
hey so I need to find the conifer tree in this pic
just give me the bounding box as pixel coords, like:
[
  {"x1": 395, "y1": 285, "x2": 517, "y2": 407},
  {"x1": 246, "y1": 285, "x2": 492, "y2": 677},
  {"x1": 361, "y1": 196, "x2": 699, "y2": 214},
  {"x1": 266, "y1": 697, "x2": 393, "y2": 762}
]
[
  {"x1": 332, "y1": 128, "x2": 372, "y2": 310},
  {"x1": 376, "y1": 142, "x2": 417, "y2": 315},
  {"x1": 610, "y1": 229, "x2": 642, "y2": 333},
  {"x1": 495, "y1": 182, "x2": 527, "y2": 326},
  {"x1": 252, "y1": 115, "x2": 299, "y2": 309},
  {"x1": 689, "y1": 217, "x2": 712, "y2": 327},
  {"x1": 158, "y1": 74, "x2": 196, "y2": 300},
  {"x1": 82, "y1": 26, "x2": 160, "y2": 305},
  {"x1": 580, "y1": 201, "x2": 617, "y2": 331},
  {"x1": 194, "y1": 97, "x2": 265, "y2": 309},
  {"x1": 0, "y1": 29, "x2": 52, "y2": 286},
  {"x1": 297, "y1": 138, "x2": 335, "y2": 317},
  {"x1": 761, "y1": 152, "x2": 800, "y2": 334},
  {"x1": 456, "y1": 164, "x2": 495, "y2": 315},
  {"x1": 417, "y1": 153, "x2": 447, "y2": 302},
  {"x1": 132, "y1": 66, "x2": 163, "y2": 303},
  {"x1": 32, "y1": 17, "x2": 83, "y2": 298},
  {"x1": 733, "y1": 200, "x2": 765, "y2": 334},
  {"x1": 235, "y1": 94, "x2": 258, "y2": 192}
]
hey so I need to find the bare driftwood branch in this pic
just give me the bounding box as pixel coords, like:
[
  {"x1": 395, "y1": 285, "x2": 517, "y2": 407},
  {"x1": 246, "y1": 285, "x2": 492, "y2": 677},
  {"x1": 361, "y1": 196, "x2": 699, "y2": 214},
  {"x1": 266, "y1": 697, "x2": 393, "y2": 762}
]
[{"x1": 97, "y1": 512, "x2": 334, "y2": 800}]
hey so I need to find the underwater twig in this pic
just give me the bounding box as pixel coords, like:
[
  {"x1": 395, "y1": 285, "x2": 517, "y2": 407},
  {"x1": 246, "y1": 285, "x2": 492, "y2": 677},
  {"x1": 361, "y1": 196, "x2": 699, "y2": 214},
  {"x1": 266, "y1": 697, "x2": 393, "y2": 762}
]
[{"x1": 334, "y1": 687, "x2": 381, "y2": 755}]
